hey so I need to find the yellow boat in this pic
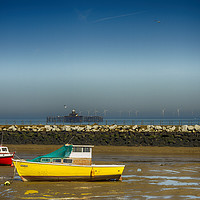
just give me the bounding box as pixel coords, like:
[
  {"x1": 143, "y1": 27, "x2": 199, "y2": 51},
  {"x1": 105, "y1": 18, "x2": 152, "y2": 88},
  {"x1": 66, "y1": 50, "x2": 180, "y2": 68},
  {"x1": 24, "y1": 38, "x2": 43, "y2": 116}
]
[{"x1": 13, "y1": 144, "x2": 125, "y2": 182}]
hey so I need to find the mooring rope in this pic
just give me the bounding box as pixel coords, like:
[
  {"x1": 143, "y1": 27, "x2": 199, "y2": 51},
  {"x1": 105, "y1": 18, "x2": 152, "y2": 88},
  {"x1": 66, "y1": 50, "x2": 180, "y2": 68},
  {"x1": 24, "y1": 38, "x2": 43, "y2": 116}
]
[
  {"x1": 4, "y1": 153, "x2": 21, "y2": 186},
  {"x1": 14, "y1": 153, "x2": 21, "y2": 160}
]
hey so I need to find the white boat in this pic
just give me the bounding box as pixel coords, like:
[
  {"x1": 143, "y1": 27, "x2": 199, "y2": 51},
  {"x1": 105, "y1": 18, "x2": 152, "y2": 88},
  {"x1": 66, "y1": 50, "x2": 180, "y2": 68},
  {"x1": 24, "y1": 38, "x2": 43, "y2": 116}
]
[{"x1": 0, "y1": 146, "x2": 15, "y2": 166}]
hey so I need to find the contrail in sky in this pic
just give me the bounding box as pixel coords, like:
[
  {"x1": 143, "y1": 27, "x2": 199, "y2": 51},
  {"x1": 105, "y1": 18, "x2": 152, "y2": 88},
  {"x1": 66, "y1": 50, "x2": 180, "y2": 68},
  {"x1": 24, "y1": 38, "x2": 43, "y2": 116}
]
[{"x1": 94, "y1": 11, "x2": 146, "y2": 23}]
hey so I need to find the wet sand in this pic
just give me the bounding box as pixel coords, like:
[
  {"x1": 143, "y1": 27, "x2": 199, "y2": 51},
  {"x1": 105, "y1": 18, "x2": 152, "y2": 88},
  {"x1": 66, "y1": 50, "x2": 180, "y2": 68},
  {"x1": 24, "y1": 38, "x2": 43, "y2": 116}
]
[
  {"x1": 7, "y1": 144, "x2": 200, "y2": 154},
  {"x1": 0, "y1": 145, "x2": 200, "y2": 199}
]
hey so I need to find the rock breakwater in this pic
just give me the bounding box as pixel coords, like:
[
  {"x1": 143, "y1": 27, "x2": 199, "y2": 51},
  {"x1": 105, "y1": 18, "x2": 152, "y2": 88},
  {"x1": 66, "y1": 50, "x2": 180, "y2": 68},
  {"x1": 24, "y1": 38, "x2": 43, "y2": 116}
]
[{"x1": 1, "y1": 124, "x2": 200, "y2": 146}]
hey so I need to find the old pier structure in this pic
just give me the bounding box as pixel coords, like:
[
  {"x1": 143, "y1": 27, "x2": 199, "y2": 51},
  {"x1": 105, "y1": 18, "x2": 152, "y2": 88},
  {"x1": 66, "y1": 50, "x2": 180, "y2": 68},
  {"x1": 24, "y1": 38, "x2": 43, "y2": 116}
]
[{"x1": 47, "y1": 110, "x2": 103, "y2": 123}]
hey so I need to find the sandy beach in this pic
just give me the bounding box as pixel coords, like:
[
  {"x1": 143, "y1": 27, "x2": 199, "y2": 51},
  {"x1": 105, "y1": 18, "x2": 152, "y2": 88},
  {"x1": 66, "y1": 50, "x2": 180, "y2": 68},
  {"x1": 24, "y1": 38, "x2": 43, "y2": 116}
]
[
  {"x1": 0, "y1": 145, "x2": 200, "y2": 199},
  {"x1": 7, "y1": 144, "x2": 200, "y2": 155}
]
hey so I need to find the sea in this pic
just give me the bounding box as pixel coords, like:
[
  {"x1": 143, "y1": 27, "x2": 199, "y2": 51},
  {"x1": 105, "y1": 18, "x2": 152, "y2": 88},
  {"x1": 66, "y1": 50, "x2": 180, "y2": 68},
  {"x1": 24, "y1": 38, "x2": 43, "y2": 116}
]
[{"x1": 0, "y1": 118, "x2": 200, "y2": 126}]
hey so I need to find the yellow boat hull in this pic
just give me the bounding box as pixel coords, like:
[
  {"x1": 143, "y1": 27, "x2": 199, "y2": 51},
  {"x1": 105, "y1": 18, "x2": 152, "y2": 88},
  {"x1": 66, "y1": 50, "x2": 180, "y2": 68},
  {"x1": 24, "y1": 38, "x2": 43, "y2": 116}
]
[{"x1": 13, "y1": 160, "x2": 125, "y2": 182}]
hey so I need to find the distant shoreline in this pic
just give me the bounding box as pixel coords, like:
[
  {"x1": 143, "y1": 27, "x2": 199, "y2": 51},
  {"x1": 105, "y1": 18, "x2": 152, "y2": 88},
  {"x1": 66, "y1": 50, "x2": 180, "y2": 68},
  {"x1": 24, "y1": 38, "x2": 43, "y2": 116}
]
[{"x1": 0, "y1": 118, "x2": 199, "y2": 126}]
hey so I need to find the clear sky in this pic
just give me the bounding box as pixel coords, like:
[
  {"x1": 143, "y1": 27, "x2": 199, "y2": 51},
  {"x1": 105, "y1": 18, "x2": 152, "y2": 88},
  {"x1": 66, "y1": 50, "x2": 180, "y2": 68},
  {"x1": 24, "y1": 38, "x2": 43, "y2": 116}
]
[{"x1": 0, "y1": 0, "x2": 200, "y2": 119}]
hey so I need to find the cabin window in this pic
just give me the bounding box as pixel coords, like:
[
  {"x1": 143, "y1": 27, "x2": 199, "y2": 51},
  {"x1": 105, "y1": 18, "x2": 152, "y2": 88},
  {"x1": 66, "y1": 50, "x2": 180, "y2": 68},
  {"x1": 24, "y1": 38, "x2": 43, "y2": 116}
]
[
  {"x1": 2, "y1": 148, "x2": 7, "y2": 152},
  {"x1": 41, "y1": 158, "x2": 51, "y2": 163},
  {"x1": 63, "y1": 159, "x2": 72, "y2": 163},
  {"x1": 73, "y1": 147, "x2": 82, "y2": 152},
  {"x1": 52, "y1": 158, "x2": 61, "y2": 163},
  {"x1": 83, "y1": 147, "x2": 90, "y2": 152}
]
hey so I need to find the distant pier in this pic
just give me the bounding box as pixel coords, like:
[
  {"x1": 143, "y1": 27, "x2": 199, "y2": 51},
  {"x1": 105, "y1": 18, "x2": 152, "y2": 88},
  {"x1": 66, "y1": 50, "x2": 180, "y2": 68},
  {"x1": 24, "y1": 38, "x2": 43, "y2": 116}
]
[{"x1": 47, "y1": 110, "x2": 103, "y2": 123}]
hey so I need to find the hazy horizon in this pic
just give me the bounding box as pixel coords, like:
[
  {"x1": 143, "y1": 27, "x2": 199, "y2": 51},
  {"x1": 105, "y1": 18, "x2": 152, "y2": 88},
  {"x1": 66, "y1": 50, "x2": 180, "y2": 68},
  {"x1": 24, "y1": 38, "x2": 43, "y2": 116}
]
[{"x1": 0, "y1": 0, "x2": 199, "y2": 119}]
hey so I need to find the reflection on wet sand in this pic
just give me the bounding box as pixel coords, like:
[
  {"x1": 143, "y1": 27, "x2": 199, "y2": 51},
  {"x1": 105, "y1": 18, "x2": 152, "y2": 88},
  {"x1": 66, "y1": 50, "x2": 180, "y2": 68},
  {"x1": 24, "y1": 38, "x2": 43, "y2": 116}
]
[{"x1": 0, "y1": 145, "x2": 200, "y2": 199}]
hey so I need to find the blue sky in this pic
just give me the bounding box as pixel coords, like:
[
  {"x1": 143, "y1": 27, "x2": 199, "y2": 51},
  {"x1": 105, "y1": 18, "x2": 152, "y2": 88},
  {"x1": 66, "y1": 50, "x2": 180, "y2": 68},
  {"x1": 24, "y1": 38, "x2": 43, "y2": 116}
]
[{"x1": 0, "y1": 0, "x2": 200, "y2": 118}]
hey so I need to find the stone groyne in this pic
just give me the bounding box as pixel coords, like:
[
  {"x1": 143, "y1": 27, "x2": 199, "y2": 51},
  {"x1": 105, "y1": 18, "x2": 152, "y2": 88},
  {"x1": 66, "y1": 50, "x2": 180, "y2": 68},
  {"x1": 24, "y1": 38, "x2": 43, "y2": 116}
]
[{"x1": 0, "y1": 124, "x2": 200, "y2": 146}]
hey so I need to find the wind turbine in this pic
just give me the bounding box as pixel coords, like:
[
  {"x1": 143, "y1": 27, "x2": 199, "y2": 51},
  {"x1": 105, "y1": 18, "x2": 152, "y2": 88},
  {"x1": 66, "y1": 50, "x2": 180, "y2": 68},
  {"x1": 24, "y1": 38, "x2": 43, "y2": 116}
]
[
  {"x1": 87, "y1": 110, "x2": 90, "y2": 116},
  {"x1": 135, "y1": 110, "x2": 139, "y2": 117},
  {"x1": 128, "y1": 110, "x2": 132, "y2": 117},
  {"x1": 192, "y1": 110, "x2": 194, "y2": 118},
  {"x1": 94, "y1": 109, "x2": 98, "y2": 116},
  {"x1": 119, "y1": 110, "x2": 122, "y2": 118},
  {"x1": 103, "y1": 109, "x2": 108, "y2": 117},
  {"x1": 64, "y1": 105, "x2": 67, "y2": 116},
  {"x1": 162, "y1": 108, "x2": 165, "y2": 117},
  {"x1": 177, "y1": 108, "x2": 180, "y2": 117}
]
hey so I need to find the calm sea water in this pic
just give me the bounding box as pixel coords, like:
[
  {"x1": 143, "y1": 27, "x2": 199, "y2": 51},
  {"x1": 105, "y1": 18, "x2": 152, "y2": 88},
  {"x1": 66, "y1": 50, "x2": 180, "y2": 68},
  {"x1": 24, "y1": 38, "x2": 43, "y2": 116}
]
[
  {"x1": 0, "y1": 145, "x2": 200, "y2": 199},
  {"x1": 0, "y1": 118, "x2": 200, "y2": 126}
]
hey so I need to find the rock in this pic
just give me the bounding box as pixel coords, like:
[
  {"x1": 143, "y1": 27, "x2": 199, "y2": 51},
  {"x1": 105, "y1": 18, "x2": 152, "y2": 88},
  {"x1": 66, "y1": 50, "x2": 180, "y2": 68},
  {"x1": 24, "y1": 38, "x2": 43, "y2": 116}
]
[
  {"x1": 62, "y1": 126, "x2": 71, "y2": 131},
  {"x1": 154, "y1": 126, "x2": 163, "y2": 132},
  {"x1": 177, "y1": 126, "x2": 182, "y2": 132},
  {"x1": 147, "y1": 125, "x2": 154, "y2": 129},
  {"x1": 123, "y1": 125, "x2": 130, "y2": 130},
  {"x1": 194, "y1": 125, "x2": 200, "y2": 132},
  {"x1": 26, "y1": 126, "x2": 32, "y2": 130},
  {"x1": 45, "y1": 125, "x2": 52, "y2": 132},
  {"x1": 65, "y1": 127, "x2": 72, "y2": 132},
  {"x1": 146, "y1": 125, "x2": 155, "y2": 132},
  {"x1": 86, "y1": 125, "x2": 92, "y2": 130},
  {"x1": 51, "y1": 127, "x2": 60, "y2": 132},
  {"x1": 70, "y1": 126, "x2": 77, "y2": 131},
  {"x1": 155, "y1": 126, "x2": 162, "y2": 130},
  {"x1": 109, "y1": 125, "x2": 118, "y2": 130},
  {"x1": 8, "y1": 125, "x2": 17, "y2": 132},
  {"x1": 182, "y1": 125, "x2": 188, "y2": 132},
  {"x1": 165, "y1": 126, "x2": 173, "y2": 132},
  {"x1": 187, "y1": 126, "x2": 194, "y2": 131},
  {"x1": 77, "y1": 127, "x2": 84, "y2": 131},
  {"x1": 132, "y1": 125, "x2": 138, "y2": 130},
  {"x1": 93, "y1": 125, "x2": 99, "y2": 130},
  {"x1": 170, "y1": 126, "x2": 176, "y2": 131},
  {"x1": 92, "y1": 129, "x2": 99, "y2": 132},
  {"x1": 37, "y1": 128, "x2": 43, "y2": 132}
]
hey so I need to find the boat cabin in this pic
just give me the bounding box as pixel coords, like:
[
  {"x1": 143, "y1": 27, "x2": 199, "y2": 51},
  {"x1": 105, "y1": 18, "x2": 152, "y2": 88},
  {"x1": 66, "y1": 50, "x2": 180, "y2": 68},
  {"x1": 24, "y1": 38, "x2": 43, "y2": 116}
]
[
  {"x1": 40, "y1": 145, "x2": 94, "y2": 165},
  {"x1": 0, "y1": 146, "x2": 10, "y2": 153}
]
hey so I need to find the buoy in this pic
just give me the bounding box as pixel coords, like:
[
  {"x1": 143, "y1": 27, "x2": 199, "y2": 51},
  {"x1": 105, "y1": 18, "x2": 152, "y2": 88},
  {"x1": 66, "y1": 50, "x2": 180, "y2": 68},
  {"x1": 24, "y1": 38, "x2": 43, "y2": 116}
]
[
  {"x1": 11, "y1": 163, "x2": 14, "y2": 167},
  {"x1": 4, "y1": 181, "x2": 11, "y2": 186}
]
